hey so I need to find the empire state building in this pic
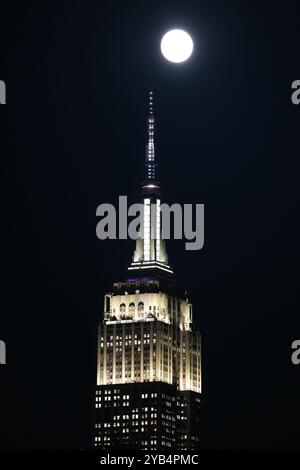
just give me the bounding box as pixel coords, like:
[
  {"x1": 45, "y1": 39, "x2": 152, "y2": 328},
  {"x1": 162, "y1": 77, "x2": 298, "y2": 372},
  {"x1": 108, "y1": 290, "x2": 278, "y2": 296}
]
[{"x1": 94, "y1": 92, "x2": 203, "y2": 450}]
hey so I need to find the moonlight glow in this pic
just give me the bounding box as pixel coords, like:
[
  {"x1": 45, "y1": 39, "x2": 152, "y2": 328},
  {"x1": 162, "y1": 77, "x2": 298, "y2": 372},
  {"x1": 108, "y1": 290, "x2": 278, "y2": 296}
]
[{"x1": 161, "y1": 29, "x2": 193, "y2": 63}]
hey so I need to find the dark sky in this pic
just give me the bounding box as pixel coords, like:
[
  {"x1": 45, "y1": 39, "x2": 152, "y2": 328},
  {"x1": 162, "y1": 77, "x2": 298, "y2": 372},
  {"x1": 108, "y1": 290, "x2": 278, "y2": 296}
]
[{"x1": 0, "y1": 0, "x2": 300, "y2": 449}]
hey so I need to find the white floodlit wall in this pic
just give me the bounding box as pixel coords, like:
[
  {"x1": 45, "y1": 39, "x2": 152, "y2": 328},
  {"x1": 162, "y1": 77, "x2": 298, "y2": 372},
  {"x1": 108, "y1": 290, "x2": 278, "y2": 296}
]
[{"x1": 97, "y1": 292, "x2": 201, "y2": 393}]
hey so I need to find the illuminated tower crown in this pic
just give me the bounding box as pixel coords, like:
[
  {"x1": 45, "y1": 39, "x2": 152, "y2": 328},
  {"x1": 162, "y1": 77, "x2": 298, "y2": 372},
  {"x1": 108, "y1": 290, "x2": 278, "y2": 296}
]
[{"x1": 128, "y1": 91, "x2": 173, "y2": 276}]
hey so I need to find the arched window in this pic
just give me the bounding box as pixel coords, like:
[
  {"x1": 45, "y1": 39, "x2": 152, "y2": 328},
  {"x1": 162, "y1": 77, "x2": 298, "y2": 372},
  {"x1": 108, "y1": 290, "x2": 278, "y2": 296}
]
[
  {"x1": 138, "y1": 301, "x2": 144, "y2": 318},
  {"x1": 120, "y1": 303, "x2": 126, "y2": 316},
  {"x1": 129, "y1": 302, "x2": 135, "y2": 316}
]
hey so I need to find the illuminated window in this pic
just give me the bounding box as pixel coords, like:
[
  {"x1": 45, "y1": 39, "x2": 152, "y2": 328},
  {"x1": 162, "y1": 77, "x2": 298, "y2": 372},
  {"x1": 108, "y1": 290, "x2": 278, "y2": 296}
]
[
  {"x1": 129, "y1": 302, "x2": 135, "y2": 316},
  {"x1": 138, "y1": 302, "x2": 144, "y2": 318},
  {"x1": 120, "y1": 303, "x2": 126, "y2": 316}
]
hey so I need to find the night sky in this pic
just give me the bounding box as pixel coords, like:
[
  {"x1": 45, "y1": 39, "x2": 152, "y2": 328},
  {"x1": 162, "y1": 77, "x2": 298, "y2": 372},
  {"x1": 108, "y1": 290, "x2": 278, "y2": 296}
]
[{"x1": 0, "y1": 0, "x2": 300, "y2": 449}]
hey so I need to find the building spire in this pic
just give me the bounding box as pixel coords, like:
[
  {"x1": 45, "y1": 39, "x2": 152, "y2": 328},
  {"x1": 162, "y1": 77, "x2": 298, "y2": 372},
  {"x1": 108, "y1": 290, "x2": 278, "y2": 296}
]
[
  {"x1": 128, "y1": 91, "x2": 173, "y2": 275},
  {"x1": 145, "y1": 90, "x2": 157, "y2": 182}
]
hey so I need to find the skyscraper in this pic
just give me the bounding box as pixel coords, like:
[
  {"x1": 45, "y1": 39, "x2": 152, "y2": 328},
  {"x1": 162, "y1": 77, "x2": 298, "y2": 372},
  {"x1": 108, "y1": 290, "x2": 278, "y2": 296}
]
[{"x1": 94, "y1": 92, "x2": 203, "y2": 450}]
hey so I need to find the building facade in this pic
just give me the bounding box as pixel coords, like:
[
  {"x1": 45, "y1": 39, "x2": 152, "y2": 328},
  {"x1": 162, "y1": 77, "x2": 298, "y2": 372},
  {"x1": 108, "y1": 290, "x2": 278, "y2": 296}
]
[{"x1": 94, "y1": 92, "x2": 203, "y2": 450}]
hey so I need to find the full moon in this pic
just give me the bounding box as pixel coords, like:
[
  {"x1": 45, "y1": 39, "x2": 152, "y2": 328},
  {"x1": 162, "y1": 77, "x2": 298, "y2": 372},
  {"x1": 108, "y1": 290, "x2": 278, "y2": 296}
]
[{"x1": 160, "y1": 29, "x2": 193, "y2": 63}]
